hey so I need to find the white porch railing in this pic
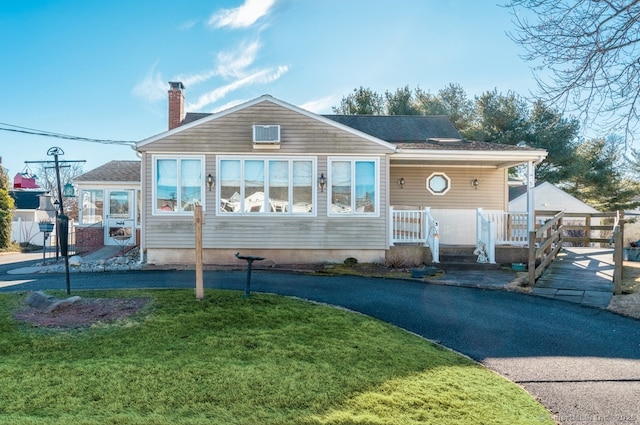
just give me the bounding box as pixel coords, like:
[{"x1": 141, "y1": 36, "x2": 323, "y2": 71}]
[
  {"x1": 481, "y1": 210, "x2": 528, "y2": 244},
  {"x1": 476, "y1": 208, "x2": 496, "y2": 263},
  {"x1": 390, "y1": 207, "x2": 531, "y2": 264},
  {"x1": 389, "y1": 206, "x2": 439, "y2": 263}
]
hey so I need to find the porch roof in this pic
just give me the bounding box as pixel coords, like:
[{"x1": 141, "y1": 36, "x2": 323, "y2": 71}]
[
  {"x1": 74, "y1": 160, "x2": 141, "y2": 184},
  {"x1": 391, "y1": 139, "x2": 547, "y2": 169}
]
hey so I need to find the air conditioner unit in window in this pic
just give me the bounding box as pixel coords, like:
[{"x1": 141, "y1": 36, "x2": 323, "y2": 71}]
[{"x1": 253, "y1": 125, "x2": 280, "y2": 144}]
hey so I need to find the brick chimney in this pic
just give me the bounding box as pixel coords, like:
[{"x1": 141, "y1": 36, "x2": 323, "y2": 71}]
[{"x1": 168, "y1": 81, "x2": 185, "y2": 130}]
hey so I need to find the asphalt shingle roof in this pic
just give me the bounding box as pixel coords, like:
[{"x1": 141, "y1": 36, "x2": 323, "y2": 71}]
[
  {"x1": 74, "y1": 160, "x2": 140, "y2": 183},
  {"x1": 324, "y1": 115, "x2": 462, "y2": 142}
]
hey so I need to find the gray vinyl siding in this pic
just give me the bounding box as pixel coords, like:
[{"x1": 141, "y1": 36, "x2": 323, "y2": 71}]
[
  {"x1": 389, "y1": 167, "x2": 508, "y2": 210},
  {"x1": 141, "y1": 100, "x2": 392, "y2": 251},
  {"x1": 139, "y1": 101, "x2": 391, "y2": 155}
]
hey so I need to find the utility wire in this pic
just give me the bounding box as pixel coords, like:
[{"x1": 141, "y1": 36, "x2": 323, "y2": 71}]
[{"x1": 0, "y1": 122, "x2": 137, "y2": 145}]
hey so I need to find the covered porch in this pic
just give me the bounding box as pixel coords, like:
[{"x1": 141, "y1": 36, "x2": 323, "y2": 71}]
[{"x1": 387, "y1": 140, "x2": 548, "y2": 265}]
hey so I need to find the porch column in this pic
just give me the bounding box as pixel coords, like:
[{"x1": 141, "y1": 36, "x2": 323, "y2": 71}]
[{"x1": 526, "y1": 160, "x2": 536, "y2": 233}]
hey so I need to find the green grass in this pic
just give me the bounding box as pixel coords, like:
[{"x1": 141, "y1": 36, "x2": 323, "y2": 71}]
[{"x1": 0, "y1": 289, "x2": 554, "y2": 425}]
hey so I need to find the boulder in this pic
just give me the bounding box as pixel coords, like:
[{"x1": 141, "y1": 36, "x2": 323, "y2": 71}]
[{"x1": 26, "y1": 291, "x2": 81, "y2": 313}]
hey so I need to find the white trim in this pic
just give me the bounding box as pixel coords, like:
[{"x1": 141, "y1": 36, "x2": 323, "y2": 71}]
[
  {"x1": 426, "y1": 172, "x2": 451, "y2": 195},
  {"x1": 216, "y1": 155, "x2": 317, "y2": 217},
  {"x1": 393, "y1": 148, "x2": 547, "y2": 169},
  {"x1": 327, "y1": 157, "x2": 380, "y2": 218},
  {"x1": 151, "y1": 155, "x2": 206, "y2": 216}
]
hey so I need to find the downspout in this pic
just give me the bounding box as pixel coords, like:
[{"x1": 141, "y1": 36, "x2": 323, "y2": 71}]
[{"x1": 133, "y1": 145, "x2": 145, "y2": 264}]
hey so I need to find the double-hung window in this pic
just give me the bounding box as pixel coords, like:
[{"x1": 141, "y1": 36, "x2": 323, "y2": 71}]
[
  {"x1": 328, "y1": 158, "x2": 378, "y2": 216},
  {"x1": 218, "y1": 157, "x2": 315, "y2": 214},
  {"x1": 154, "y1": 156, "x2": 204, "y2": 214}
]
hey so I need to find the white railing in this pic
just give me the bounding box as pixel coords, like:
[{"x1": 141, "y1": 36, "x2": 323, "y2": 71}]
[
  {"x1": 389, "y1": 206, "x2": 439, "y2": 262},
  {"x1": 390, "y1": 207, "x2": 532, "y2": 263},
  {"x1": 482, "y1": 210, "x2": 529, "y2": 244},
  {"x1": 476, "y1": 208, "x2": 496, "y2": 263}
]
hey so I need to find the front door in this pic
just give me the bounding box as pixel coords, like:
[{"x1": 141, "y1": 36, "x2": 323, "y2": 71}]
[{"x1": 105, "y1": 190, "x2": 135, "y2": 246}]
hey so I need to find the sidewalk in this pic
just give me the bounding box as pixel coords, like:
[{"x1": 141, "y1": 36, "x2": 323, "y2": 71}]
[{"x1": 3, "y1": 246, "x2": 123, "y2": 275}]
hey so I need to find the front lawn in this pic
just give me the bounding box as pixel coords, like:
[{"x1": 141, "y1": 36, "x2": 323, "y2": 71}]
[{"x1": 0, "y1": 289, "x2": 554, "y2": 424}]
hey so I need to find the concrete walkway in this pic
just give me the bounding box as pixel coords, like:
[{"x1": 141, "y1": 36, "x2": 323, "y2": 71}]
[{"x1": 533, "y1": 247, "x2": 615, "y2": 308}]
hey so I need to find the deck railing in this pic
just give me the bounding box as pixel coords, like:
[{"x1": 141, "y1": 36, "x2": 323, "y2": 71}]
[
  {"x1": 482, "y1": 210, "x2": 529, "y2": 244},
  {"x1": 476, "y1": 209, "x2": 496, "y2": 263},
  {"x1": 389, "y1": 207, "x2": 439, "y2": 262}
]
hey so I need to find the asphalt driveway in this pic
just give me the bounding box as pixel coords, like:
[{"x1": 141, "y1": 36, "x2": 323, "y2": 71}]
[{"x1": 0, "y1": 257, "x2": 639, "y2": 424}]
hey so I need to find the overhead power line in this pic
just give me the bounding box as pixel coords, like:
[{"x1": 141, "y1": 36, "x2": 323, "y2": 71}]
[{"x1": 0, "y1": 122, "x2": 137, "y2": 145}]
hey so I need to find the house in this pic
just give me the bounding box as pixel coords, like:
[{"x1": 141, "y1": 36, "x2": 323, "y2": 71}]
[
  {"x1": 8, "y1": 168, "x2": 50, "y2": 245},
  {"x1": 114, "y1": 82, "x2": 547, "y2": 266},
  {"x1": 74, "y1": 160, "x2": 141, "y2": 252},
  {"x1": 509, "y1": 181, "x2": 602, "y2": 246},
  {"x1": 509, "y1": 181, "x2": 599, "y2": 215}
]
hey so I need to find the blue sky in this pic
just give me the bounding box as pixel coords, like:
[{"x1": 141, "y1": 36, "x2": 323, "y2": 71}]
[{"x1": 0, "y1": 0, "x2": 538, "y2": 180}]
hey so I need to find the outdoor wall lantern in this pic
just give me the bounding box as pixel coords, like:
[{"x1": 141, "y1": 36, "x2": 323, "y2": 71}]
[
  {"x1": 318, "y1": 173, "x2": 326, "y2": 192},
  {"x1": 471, "y1": 178, "x2": 480, "y2": 190},
  {"x1": 63, "y1": 183, "x2": 75, "y2": 197},
  {"x1": 207, "y1": 174, "x2": 214, "y2": 191},
  {"x1": 397, "y1": 177, "x2": 405, "y2": 189}
]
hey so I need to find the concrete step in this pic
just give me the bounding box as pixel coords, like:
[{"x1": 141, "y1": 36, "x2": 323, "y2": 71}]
[{"x1": 432, "y1": 261, "x2": 502, "y2": 271}]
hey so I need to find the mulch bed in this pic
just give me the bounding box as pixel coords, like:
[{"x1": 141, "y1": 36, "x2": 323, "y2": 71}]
[{"x1": 13, "y1": 297, "x2": 150, "y2": 329}]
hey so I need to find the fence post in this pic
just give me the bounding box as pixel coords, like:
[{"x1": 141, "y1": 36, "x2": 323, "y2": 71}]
[
  {"x1": 613, "y1": 211, "x2": 623, "y2": 295},
  {"x1": 476, "y1": 208, "x2": 482, "y2": 245},
  {"x1": 389, "y1": 206, "x2": 395, "y2": 247},
  {"x1": 194, "y1": 204, "x2": 204, "y2": 300},
  {"x1": 528, "y1": 230, "x2": 536, "y2": 286},
  {"x1": 584, "y1": 214, "x2": 591, "y2": 247}
]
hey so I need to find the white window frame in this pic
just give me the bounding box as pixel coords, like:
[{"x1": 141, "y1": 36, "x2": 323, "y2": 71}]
[
  {"x1": 216, "y1": 156, "x2": 317, "y2": 216},
  {"x1": 327, "y1": 157, "x2": 380, "y2": 217},
  {"x1": 426, "y1": 172, "x2": 451, "y2": 196},
  {"x1": 79, "y1": 188, "x2": 104, "y2": 225},
  {"x1": 152, "y1": 155, "x2": 205, "y2": 216}
]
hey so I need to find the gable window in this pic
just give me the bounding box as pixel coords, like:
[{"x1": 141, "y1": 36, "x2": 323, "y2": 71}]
[
  {"x1": 329, "y1": 158, "x2": 378, "y2": 215},
  {"x1": 154, "y1": 156, "x2": 204, "y2": 214},
  {"x1": 218, "y1": 157, "x2": 314, "y2": 214}
]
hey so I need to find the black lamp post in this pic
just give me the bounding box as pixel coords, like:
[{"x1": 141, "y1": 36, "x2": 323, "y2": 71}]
[
  {"x1": 47, "y1": 147, "x2": 72, "y2": 294},
  {"x1": 25, "y1": 147, "x2": 84, "y2": 295}
]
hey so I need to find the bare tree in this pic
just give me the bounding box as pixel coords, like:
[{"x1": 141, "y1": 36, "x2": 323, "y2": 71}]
[
  {"x1": 36, "y1": 162, "x2": 84, "y2": 220},
  {"x1": 506, "y1": 0, "x2": 640, "y2": 145}
]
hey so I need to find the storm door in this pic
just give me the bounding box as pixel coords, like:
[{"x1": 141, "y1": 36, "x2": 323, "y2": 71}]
[{"x1": 105, "y1": 190, "x2": 135, "y2": 246}]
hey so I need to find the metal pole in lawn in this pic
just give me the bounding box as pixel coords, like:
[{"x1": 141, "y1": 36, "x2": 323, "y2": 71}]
[{"x1": 49, "y1": 147, "x2": 71, "y2": 295}]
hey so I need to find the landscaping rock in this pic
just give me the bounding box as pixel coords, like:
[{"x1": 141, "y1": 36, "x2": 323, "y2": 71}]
[{"x1": 26, "y1": 291, "x2": 82, "y2": 313}]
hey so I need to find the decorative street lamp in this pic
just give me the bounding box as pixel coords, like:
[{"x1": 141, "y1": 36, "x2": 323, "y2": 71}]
[{"x1": 25, "y1": 147, "x2": 85, "y2": 295}]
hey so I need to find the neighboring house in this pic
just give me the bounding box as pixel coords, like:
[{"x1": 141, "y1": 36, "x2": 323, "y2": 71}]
[
  {"x1": 121, "y1": 82, "x2": 547, "y2": 266},
  {"x1": 509, "y1": 181, "x2": 601, "y2": 246},
  {"x1": 74, "y1": 160, "x2": 141, "y2": 253},
  {"x1": 509, "y1": 181, "x2": 599, "y2": 215},
  {"x1": 9, "y1": 170, "x2": 49, "y2": 245}
]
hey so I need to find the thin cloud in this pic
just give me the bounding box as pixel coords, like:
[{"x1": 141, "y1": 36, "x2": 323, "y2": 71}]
[
  {"x1": 178, "y1": 19, "x2": 198, "y2": 30},
  {"x1": 216, "y1": 40, "x2": 260, "y2": 78},
  {"x1": 208, "y1": 0, "x2": 276, "y2": 29},
  {"x1": 187, "y1": 65, "x2": 288, "y2": 111},
  {"x1": 132, "y1": 62, "x2": 165, "y2": 102},
  {"x1": 174, "y1": 40, "x2": 260, "y2": 88},
  {"x1": 301, "y1": 96, "x2": 339, "y2": 114}
]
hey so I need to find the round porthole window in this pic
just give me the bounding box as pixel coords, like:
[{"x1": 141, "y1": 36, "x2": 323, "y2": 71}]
[{"x1": 426, "y1": 172, "x2": 450, "y2": 195}]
